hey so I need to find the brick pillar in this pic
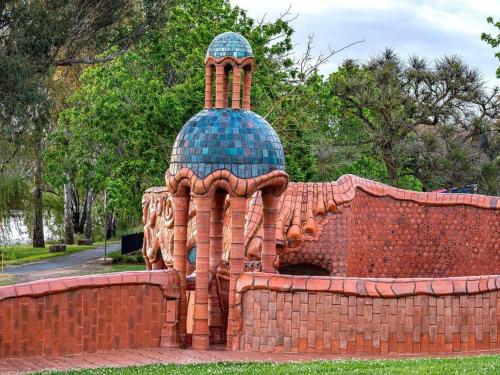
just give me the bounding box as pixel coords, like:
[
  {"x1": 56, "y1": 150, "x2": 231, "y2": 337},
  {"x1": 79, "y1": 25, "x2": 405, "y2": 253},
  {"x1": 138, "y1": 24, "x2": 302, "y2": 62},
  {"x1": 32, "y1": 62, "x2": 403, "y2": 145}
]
[
  {"x1": 231, "y1": 66, "x2": 241, "y2": 109},
  {"x1": 222, "y1": 68, "x2": 229, "y2": 108},
  {"x1": 160, "y1": 299, "x2": 180, "y2": 348},
  {"x1": 204, "y1": 65, "x2": 213, "y2": 109},
  {"x1": 215, "y1": 64, "x2": 225, "y2": 108},
  {"x1": 172, "y1": 194, "x2": 190, "y2": 346},
  {"x1": 242, "y1": 68, "x2": 252, "y2": 110},
  {"x1": 209, "y1": 190, "x2": 226, "y2": 344},
  {"x1": 261, "y1": 191, "x2": 279, "y2": 273},
  {"x1": 226, "y1": 196, "x2": 246, "y2": 350},
  {"x1": 192, "y1": 196, "x2": 211, "y2": 349}
]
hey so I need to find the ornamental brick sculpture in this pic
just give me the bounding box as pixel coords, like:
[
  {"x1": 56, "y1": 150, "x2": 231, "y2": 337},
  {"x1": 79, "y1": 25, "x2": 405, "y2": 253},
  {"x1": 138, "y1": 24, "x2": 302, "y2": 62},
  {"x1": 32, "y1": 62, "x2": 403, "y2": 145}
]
[
  {"x1": 162, "y1": 32, "x2": 289, "y2": 350},
  {"x1": 140, "y1": 32, "x2": 500, "y2": 355},
  {"x1": 0, "y1": 32, "x2": 499, "y2": 362}
]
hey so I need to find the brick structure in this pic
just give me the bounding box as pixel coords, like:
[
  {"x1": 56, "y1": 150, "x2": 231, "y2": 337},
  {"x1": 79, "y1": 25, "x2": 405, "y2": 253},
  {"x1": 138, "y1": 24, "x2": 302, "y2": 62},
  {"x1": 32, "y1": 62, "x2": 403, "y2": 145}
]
[
  {"x1": 164, "y1": 32, "x2": 289, "y2": 350},
  {"x1": 0, "y1": 271, "x2": 180, "y2": 359},
  {"x1": 144, "y1": 176, "x2": 498, "y2": 278},
  {"x1": 139, "y1": 33, "x2": 499, "y2": 356},
  {"x1": 236, "y1": 273, "x2": 500, "y2": 354},
  {"x1": 2, "y1": 32, "x2": 496, "y2": 363}
]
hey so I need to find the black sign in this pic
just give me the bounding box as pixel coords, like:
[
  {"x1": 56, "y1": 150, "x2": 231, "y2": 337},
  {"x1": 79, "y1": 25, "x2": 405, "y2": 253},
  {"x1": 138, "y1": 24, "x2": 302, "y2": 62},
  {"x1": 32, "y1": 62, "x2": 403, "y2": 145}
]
[{"x1": 121, "y1": 232, "x2": 144, "y2": 254}]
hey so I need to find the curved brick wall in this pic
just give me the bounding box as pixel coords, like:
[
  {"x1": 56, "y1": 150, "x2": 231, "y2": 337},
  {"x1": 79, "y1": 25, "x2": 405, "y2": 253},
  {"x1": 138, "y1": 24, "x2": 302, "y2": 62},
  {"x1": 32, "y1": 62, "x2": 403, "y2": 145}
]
[
  {"x1": 234, "y1": 273, "x2": 500, "y2": 355},
  {"x1": 0, "y1": 271, "x2": 180, "y2": 359},
  {"x1": 144, "y1": 174, "x2": 499, "y2": 278},
  {"x1": 346, "y1": 190, "x2": 499, "y2": 278}
]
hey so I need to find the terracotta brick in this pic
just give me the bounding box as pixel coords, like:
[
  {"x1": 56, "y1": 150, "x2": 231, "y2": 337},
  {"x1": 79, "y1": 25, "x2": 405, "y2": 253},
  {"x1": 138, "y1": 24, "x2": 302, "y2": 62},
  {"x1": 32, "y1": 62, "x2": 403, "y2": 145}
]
[{"x1": 0, "y1": 271, "x2": 180, "y2": 359}]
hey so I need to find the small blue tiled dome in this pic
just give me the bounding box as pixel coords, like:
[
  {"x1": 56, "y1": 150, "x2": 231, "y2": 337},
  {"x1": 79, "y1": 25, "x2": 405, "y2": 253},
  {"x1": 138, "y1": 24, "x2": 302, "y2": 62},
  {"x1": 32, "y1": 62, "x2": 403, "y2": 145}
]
[
  {"x1": 207, "y1": 32, "x2": 253, "y2": 59},
  {"x1": 169, "y1": 109, "x2": 285, "y2": 179}
]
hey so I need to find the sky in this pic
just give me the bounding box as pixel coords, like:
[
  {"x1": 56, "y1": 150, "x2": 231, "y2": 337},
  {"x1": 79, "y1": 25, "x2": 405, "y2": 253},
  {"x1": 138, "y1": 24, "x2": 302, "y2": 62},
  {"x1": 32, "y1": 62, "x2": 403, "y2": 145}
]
[{"x1": 230, "y1": 0, "x2": 499, "y2": 87}]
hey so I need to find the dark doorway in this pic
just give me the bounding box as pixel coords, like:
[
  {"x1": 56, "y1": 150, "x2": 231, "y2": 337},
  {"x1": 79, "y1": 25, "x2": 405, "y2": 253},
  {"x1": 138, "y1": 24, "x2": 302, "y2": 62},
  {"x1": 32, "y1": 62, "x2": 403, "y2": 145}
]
[{"x1": 278, "y1": 263, "x2": 330, "y2": 276}]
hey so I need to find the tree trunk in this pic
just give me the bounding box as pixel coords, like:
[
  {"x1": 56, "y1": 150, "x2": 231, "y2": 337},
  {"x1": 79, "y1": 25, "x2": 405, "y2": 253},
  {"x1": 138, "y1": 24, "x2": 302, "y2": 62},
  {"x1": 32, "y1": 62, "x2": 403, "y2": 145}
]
[
  {"x1": 84, "y1": 189, "x2": 93, "y2": 240},
  {"x1": 63, "y1": 175, "x2": 74, "y2": 244},
  {"x1": 383, "y1": 153, "x2": 399, "y2": 187},
  {"x1": 32, "y1": 135, "x2": 45, "y2": 248},
  {"x1": 105, "y1": 212, "x2": 116, "y2": 240}
]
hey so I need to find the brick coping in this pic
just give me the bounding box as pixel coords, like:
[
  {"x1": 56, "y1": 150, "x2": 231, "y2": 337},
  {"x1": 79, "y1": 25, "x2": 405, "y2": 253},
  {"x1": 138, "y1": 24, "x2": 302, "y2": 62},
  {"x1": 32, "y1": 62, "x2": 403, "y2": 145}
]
[
  {"x1": 330, "y1": 174, "x2": 499, "y2": 209},
  {"x1": 236, "y1": 273, "x2": 500, "y2": 298},
  {"x1": 1, "y1": 271, "x2": 498, "y2": 302},
  {"x1": 0, "y1": 270, "x2": 180, "y2": 302}
]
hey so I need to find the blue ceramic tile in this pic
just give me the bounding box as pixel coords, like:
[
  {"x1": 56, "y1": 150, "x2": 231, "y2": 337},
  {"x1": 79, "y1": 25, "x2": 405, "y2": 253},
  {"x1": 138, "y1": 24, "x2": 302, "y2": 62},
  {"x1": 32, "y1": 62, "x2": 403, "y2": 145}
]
[
  {"x1": 169, "y1": 108, "x2": 285, "y2": 179},
  {"x1": 207, "y1": 32, "x2": 253, "y2": 59}
]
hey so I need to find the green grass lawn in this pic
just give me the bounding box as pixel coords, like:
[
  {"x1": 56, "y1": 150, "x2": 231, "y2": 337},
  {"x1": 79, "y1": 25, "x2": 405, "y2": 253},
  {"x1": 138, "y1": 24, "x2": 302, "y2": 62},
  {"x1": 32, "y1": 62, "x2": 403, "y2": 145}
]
[
  {"x1": 0, "y1": 273, "x2": 14, "y2": 286},
  {"x1": 0, "y1": 241, "x2": 119, "y2": 266},
  {"x1": 36, "y1": 355, "x2": 500, "y2": 374}
]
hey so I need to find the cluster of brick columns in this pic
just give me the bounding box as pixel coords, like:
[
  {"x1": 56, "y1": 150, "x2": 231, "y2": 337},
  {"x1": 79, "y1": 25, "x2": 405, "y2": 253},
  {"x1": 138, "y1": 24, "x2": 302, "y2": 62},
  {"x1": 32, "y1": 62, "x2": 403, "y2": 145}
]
[
  {"x1": 171, "y1": 189, "x2": 280, "y2": 350},
  {"x1": 204, "y1": 64, "x2": 251, "y2": 110}
]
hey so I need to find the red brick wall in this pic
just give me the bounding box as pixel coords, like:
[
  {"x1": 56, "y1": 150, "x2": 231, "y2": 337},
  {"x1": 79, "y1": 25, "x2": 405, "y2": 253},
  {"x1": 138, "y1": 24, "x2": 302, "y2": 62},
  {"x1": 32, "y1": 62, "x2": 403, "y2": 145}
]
[
  {"x1": 0, "y1": 271, "x2": 180, "y2": 359},
  {"x1": 279, "y1": 207, "x2": 352, "y2": 276},
  {"x1": 235, "y1": 273, "x2": 500, "y2": 355},
  {"x1": 346, "y1": 190, "x2": 499, "y2": 278}
]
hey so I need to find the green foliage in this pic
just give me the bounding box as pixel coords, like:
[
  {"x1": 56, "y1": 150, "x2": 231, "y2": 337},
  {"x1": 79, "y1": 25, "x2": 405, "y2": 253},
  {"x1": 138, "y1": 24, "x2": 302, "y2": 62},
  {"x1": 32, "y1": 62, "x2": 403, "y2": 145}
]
[
  {"x1": 111, "y1": 252, "x2": 144, "y2": 264},
  {"x1": 0, "y1": 173, "x2": 28, "y2": 222},
  {"x1": 328, "y1": 50, "x2": 499, "y2": 192},
  {"x1": 481, "y1": 17, "x2": 500, "y2": 78},
  {"x1": 55, "y1": 0, "x2": 300, "y2": 225},
  {"x1": 0, "y1": 244, "x2": 97, "y2": 265},
  {"x1": 4, "y1": 1, "x2": 498, "y2": 241}
]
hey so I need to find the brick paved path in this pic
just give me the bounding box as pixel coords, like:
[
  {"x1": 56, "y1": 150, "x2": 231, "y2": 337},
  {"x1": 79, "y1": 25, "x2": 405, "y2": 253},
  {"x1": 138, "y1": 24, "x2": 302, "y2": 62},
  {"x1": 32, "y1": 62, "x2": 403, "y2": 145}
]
[{"x1": 0, "y1": 347, "x2": 498, "y2": 374}]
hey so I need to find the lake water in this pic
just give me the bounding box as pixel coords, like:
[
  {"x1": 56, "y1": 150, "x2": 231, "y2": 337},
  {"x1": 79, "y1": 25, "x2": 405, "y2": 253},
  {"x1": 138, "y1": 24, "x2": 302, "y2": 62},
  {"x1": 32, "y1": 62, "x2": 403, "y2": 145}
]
[{"x1": 0, "y1": 212, "x2": 60, "y2": 245}]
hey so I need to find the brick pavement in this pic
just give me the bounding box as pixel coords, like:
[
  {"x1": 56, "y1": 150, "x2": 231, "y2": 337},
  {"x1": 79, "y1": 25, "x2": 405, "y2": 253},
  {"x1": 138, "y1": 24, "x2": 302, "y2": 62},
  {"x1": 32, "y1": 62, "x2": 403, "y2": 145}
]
[{"x1": 0, "y1": 347, "x2": 498, "y2": 374}]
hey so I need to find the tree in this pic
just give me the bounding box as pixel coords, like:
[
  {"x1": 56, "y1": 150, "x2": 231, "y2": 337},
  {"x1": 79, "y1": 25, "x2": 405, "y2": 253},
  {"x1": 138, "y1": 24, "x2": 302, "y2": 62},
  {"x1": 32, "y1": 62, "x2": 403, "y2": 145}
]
[
  {"x1": 0, "y1": 0, "x2": 171, "y2": 247},
  {"x1": 54, "y1": 1, "x2": 298, "y2": 226},
  {"x1": 329, "y1": 50, "x2": 499, "y2": 189},
  {"x1": 482, "y1": 17, "x2": 500, "y2": 78}
]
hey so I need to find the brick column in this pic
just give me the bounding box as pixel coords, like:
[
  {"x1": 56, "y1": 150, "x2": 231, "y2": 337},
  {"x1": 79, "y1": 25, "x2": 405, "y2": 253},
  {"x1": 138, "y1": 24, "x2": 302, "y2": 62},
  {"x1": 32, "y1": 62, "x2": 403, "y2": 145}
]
[
  {"x1": 160, "y1": 299, "x2": 180, "y2": 348},
  {"x1": 215, "y1": 64, "x2": 225, "y2": 108},
  {"x1": 242, "y1": 68, "x2": 252, "y2": 110},
  {"x1": 209, "y1": 190, "x2": 226, "y2": 344},
  {"x1": 222, "y1": 68, "x2": 229, "y2": 108},
  {"x1": 204, "y1": 65, "x2": 213, "y2": 109},
  {"x1": 231, "y1": 66, "x2": 241, "y2": 109},
  {"x1": 192, "y1": 196, "x2": 212, "y2": 349},
  {"x1": 172, "y1": 194, "x2": 190, "y2": 346},
  {"x1": 226, "y1": 196, "x2": 246, "y2": 350},
  {"x1": 261, "y1": 191, "x2": 279, "y2": 273}
]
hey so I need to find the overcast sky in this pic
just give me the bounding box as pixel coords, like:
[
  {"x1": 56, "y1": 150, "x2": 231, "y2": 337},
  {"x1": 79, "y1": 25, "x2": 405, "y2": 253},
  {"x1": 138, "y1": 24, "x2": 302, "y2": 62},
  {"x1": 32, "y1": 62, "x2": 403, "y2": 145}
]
[{"x1": 230, "y1": 0, "x2": 499, "y2": 87}]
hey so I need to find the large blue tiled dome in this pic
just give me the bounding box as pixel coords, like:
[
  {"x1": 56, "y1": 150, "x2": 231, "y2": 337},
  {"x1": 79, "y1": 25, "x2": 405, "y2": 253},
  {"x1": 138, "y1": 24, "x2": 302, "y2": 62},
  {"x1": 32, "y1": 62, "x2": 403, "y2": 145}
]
[
  {"x1": 169, "y1": 109, "x2": 285, "y2": 179},
  {"x1": 206, "y1": 32, "x2": 253, "y2": 59}
]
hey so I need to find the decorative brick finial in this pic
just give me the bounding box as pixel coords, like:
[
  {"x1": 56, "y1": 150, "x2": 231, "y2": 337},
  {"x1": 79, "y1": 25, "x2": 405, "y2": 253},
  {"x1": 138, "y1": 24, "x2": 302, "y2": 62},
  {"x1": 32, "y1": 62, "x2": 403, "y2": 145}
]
[{"x1": 204, "y1": 32, "x2": 254, "y2": 110}]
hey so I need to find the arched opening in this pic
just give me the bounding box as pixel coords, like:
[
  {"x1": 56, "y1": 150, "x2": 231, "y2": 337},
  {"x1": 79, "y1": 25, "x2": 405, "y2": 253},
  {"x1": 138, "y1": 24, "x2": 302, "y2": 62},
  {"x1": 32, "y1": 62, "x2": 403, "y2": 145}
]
[
  {"x1": 278, "y1": 263, "x2": 331, "y2": 276},
  {"x1": 224, "y1": 64, "x2": 233, "y2": 108},
  {"x1": 210, "y1": 63, "x2": 216, "y2": 107}
]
